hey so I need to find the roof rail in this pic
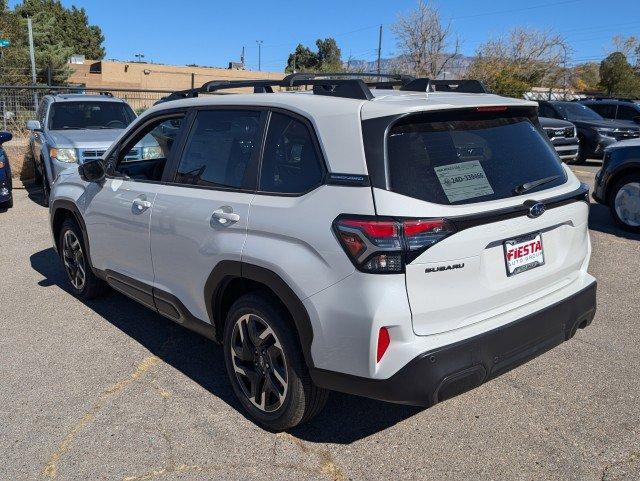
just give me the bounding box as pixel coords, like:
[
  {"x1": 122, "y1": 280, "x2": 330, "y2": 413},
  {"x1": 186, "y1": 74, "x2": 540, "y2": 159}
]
[
  {"x1": 158, "y1": 72, "x2": 416, "y2": 104},
  {"x1": 401, "y1": 79, "x2": 489, "y2": 94},
  {"x1": 157, "y1": 74, "x2": 490, "y2": 104}
]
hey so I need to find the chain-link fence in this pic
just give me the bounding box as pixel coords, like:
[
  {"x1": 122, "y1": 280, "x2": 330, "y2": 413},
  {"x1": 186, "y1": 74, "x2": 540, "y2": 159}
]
[{"x1": 0, "y1": 85, "x2": 174, "y2": 137}]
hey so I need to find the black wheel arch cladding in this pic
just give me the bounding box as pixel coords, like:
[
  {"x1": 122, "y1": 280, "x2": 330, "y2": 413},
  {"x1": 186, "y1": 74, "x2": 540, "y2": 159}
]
[{"x1": 205, "y1": 260, "x2": 316, "y2": 370}]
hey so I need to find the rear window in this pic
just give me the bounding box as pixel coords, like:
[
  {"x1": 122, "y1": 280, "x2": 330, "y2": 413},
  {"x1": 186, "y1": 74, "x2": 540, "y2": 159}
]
[{"x1": 386, "y1": 112, "x2": 566, "y2": 205}]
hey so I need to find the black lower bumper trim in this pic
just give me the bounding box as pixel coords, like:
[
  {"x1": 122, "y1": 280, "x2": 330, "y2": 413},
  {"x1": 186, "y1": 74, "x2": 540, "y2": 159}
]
[{"x1": 311, "y1": 282, "x2": 597, "y2": 407}]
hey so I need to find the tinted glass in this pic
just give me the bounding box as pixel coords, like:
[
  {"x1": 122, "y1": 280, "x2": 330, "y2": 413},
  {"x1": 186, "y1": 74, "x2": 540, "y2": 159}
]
[
  {"x1": 587, "y1": 103, "x2": 617, "y2": 119},
  {"x1": 554, "y1": 102, "x2": 603, "y2": 121},
  {"x1": 260, "y1": 112, "x2": 324, "y2": 193},
  {"x1": 617, "y1": 105, "x2": 640, "y2": 120},
  {"x1": 116, "y1": 117, "x2": 183, "y2": 182},
  {"x1": 538, "y1": 104, "x2": 556, "y2": 118},
  {"x1": 386, "y1": 114, "x2": 566, "y2": 205},
  {"x1": 175, "y1": 110, "x2": 261, "y2": 189},
  {"x1": 49, "y1": 102, "x2": 135, "y2": 130}
]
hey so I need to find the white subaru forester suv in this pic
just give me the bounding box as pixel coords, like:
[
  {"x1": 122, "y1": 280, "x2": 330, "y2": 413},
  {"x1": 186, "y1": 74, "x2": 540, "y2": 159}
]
[{"x1": 49, "y1": 74, "x2": 597, "y2": 430}]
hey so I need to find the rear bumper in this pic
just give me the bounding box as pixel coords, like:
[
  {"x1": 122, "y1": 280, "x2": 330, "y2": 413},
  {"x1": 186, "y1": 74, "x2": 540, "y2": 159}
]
[{"x1": 312, "y1": 281, "x2": 597, "y2": 407}]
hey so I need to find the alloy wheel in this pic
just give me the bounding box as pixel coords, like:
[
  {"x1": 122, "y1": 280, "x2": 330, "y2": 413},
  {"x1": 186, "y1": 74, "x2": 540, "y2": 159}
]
[
  {"x1": 614, "y1": 182, "x2": 640, "y2": 228},
  {"x1": 230, "y1": 313, "x2": 288, "y2": 412},
  {"x1": 62, "y1": 230, "x2": 86, "y2": 291}
]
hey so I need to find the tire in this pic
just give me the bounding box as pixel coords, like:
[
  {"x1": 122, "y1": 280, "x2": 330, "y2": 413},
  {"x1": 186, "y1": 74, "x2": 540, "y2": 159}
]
[
  {"x1": 58, "y1": 218, "x2": 107, "y2": 299},
  {"x1": 573, "y1": 136, "x2": 588, "y2": 165},
  {"x1": 609, "y1": 173, "x2": 640, "y2": 233},
  {"x1": 3, "y1": 197, "x2": 13, "y2": 209},
  {"x1": 223, "y1": 293, "x2": 328, "y2": 431}
]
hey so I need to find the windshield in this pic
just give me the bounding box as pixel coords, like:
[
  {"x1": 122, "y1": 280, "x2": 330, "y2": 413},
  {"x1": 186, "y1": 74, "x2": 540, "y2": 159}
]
[
  {"x1": 386, "y1": 113, "x2": 567, "y2": 205},
  {"x1": 49, "y1": 101, "x2": 135, "y2": 130},
  {"x1": 554, "y1": 102, "x2": 603, "y2": 121}
]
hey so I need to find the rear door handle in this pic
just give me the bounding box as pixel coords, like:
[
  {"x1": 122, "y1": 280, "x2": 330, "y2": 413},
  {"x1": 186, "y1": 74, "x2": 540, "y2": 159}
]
[{"x1": 212, "y1": 207, "x2": 240, "y2": 225}]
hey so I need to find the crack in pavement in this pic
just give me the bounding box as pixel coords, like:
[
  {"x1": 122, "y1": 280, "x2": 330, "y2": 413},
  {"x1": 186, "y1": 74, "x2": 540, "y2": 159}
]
[
  {"x1": 600, "y1": 451, "x2": 640, "y2": 481},
  {"x1": 274, "y1": 432, "x2": 347, "y2": 481},
  {"x1": 121, "y1": 430, "x2": 347, "y2": 481},
  {"x1": 42, "y1": 355, "x2": 162, "y2": 479}
]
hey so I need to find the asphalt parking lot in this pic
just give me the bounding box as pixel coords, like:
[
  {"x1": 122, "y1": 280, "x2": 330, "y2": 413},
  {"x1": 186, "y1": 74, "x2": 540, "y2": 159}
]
[{"x1": 1, "y1": 163, "x2": 639, "y2": 481}]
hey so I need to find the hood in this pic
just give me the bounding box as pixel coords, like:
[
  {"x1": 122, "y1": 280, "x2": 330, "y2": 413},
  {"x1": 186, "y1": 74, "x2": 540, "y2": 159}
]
[
  {"x1": 538, "y1": 117, "x2": 574, "y2": 128},
  {"x1": 48, "y1": 129, "x2": 124, "y2": 149},
  {"x1": 569, "y1": 118, "x2": 640, "y2": 130},
  {"x1": 606, "y1": 137, "x2": 640, "y2": 150}
]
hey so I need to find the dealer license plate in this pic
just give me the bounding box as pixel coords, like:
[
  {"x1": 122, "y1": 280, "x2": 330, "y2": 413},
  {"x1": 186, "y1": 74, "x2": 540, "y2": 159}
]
[{"x1": 504, "y1": 232, "x2": 545, "y2": 277}]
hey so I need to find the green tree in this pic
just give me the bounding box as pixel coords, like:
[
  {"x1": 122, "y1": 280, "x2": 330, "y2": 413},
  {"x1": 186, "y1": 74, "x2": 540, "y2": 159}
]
[
  {"x1": 285, "y1": 37, "x2": 343, "y2": 73},
  {"x1": 15, "y1": 0, "x2": 105, "y2": 59},
  {"x1": 286, "y1": 44, "x2": 318, "y2": 73},
  {"x1": 0, "y1": 0, "x2": 105, "y2": 85},
  {"x1": 315, "y1": 38, "x2": 343, "y2": 72},
  {"x1": 599, "y1": 52, "x2": 640, "y2": 96}
]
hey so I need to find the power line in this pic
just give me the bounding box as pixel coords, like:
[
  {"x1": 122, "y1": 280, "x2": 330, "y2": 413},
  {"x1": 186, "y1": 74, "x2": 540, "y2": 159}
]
[{"x1": 449, "y1": 0, "x2": 583, "y2": 20}]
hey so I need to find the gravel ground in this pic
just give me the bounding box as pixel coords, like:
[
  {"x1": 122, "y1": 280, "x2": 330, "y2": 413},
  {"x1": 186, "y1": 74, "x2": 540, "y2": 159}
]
[{"x1": 1, "y1": 164, "x2": 639, "y2": 481}]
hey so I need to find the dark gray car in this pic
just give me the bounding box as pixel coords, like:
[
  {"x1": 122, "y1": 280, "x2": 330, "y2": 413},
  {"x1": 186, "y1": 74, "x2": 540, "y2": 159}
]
[{"x1": 539, "y1": 117, "x2": 579, "y2": 163}]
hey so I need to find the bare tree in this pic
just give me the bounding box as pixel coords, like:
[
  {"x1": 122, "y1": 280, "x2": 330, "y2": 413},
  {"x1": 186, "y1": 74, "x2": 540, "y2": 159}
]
[
  {"x1": 468, "y1": 27, "x2": 570, "y2": 96},
  {"x1": 391, "y1": 0, "x2": 460, "y2": 78},
  {"x1": 612, "y1": 35, "x2": 640, "y2": 69}
]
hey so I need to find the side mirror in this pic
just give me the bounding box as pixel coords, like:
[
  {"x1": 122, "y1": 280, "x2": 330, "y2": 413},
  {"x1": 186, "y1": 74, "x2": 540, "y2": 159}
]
[
  {"x1": 0, "y1": 131, "x2": 12, "y2": 145},
  {"x1": 78, "y1": 159, "x2": 106, "y2": 183},
  {"x1": 26, "y1": 120, "x2": 42, "y2": 131}
]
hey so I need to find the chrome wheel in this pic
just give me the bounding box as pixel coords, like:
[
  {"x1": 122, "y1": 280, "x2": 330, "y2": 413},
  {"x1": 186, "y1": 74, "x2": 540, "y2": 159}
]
[
  {"x1": 614, "y1": 182, "x2": 640, "y2": 228},
  {"x1": 62, "y1": 230, "x2": 86, "y2": 291},
  {"x1": 230, "y1": 314, "x2": 288, "y2": 413}
]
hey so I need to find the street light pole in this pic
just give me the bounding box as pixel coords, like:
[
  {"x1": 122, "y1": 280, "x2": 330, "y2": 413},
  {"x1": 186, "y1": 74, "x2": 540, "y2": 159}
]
[
  {"x1": 256, "y1": 40, "x2": 263, "y2": 71},
  {"x1": 27, "y1": 18, "x2": 38, "y2": 110}
]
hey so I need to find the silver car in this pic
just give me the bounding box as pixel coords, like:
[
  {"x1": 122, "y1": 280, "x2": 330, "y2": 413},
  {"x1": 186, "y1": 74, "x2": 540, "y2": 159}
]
[{"x1": 26, "y1": 93, "x2": 137, "y2": 205}]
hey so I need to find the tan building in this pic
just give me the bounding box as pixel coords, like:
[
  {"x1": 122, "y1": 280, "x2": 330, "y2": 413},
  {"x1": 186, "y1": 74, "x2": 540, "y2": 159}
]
[{"x1": 68, "y1": 59, "x2": 284, "y2": 92}]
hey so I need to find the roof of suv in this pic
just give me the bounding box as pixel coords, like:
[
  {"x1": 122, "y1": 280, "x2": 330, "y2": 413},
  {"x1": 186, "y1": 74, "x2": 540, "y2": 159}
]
[
  {"x1": 144, "y1": 89, "x2": 536, "y2": 121},
  {"x1": 50, "y1": 93, "x2": 127, "y2": 103},
  {"x1": 581, "y1": 99, "x2": 640, "y2": 106}
]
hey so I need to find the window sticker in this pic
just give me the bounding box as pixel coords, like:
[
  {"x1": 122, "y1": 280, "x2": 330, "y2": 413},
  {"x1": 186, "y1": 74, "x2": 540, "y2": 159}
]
[{"x1": 433, "y1": 160, "x2": 494, "y2": 202}]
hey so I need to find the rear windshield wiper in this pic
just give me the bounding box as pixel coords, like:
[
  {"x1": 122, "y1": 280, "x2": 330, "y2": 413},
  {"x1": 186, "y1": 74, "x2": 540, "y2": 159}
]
[{"x1": 513, "y1": 175, "x2": 561, "y2": 195}]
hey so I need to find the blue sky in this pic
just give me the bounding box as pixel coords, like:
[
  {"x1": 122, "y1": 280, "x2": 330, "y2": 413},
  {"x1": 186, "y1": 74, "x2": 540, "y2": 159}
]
[{"x1": 8, "y1": 0, "x2": 640, "y2": 71}]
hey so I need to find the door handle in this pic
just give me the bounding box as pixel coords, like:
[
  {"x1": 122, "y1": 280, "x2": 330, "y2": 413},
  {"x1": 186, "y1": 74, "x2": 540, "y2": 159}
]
[
  {"x1": 212, "y1": 207, "x2": 240, "y2": 225},
  {"x1": 132, "y1": 197, "x2": 152, "y2": 213}
]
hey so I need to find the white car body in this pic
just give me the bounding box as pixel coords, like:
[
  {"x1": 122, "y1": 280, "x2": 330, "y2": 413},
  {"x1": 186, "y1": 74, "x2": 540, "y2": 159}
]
[{"x1": 49, "y1": 80, "x2": 597, "y2": 423}]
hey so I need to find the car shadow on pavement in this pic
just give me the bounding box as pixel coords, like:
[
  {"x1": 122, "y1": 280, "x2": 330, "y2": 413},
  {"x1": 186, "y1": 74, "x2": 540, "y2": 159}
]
[
  {"x1": 30, "y1": 247, "x2": 421, "y2": 444},
  {"x1": 589, "y1": 203, "x2": 640, "y2": 241},
  {"x1": 23, "y1": 182, "x2": 47, "y2": 207}
]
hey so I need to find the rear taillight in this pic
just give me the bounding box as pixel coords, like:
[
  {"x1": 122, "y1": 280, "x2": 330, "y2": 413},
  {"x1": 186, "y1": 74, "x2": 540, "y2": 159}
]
[{"x1": 333, "y1": 216, "x2": 456, "y2": 273}]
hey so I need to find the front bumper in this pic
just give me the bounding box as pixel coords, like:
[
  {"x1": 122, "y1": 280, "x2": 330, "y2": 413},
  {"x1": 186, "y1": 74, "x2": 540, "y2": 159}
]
[{"x1": 312, "y1": 281, "x2": 597, "y2": 407}]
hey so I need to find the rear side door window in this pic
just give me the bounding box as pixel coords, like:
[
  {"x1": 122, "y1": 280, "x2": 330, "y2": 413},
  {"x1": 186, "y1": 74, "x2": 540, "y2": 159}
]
[
  {"x1": 174, "y1": 109, "x2": 263, "y2": 190},
  {"x1": 259, "y1": 112, "x2": 325, "y2": 194},
  {"x1": 617, "y1": 105, "x2": 640, "y2": 121},
  {"x1": 588, "y1": 103, "x2": 617, "y2": 119}
]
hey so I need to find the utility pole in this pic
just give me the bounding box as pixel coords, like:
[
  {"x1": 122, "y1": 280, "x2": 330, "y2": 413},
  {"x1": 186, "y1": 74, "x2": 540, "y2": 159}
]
[
  {"x1": 241, "y1": 46, "x2": 245, "y2": 69},
  {"x1": 256, "y1": 40, "x2": 263, "y2": 71},
  {"x1": 293, "y1": 53, "x2": 296, "y2": 73},
  {"x1": 27, "y1": 18, "x2": 38, "y2": 110},
  {"x1": 376, "y1": 25, "x2": 383, "y2": 75}
]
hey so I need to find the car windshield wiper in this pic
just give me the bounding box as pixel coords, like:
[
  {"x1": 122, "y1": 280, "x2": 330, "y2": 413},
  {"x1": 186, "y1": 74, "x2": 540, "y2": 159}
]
[{"x1": 513, "y1": 175, "x2": 561, "y2": 195}]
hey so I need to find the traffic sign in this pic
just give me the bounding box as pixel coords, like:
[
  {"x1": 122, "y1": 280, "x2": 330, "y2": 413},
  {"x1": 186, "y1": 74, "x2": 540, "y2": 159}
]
[{"x1": 0, "y1": 39, "x2": 10, "y2": 47}]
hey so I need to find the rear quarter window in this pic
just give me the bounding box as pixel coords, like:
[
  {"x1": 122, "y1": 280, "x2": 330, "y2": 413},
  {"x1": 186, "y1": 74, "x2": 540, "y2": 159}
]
[{"x1": 384, "y1": 110, "x2": 567, "y2": 205}]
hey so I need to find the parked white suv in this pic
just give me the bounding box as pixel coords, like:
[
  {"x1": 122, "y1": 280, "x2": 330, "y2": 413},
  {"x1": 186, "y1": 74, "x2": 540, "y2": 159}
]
[{"x1": 49, "y1": 74, "x2": 597, "y2": 430}]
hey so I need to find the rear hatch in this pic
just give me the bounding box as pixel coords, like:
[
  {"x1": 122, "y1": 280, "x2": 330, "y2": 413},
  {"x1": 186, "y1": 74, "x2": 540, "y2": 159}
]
[{"x1": 362, "y1": 106, "x2": 590, "y2": 336}]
